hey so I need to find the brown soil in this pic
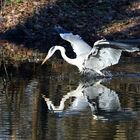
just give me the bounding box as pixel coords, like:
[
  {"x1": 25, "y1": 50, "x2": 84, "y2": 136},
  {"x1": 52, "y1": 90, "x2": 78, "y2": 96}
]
[{"x1": 0, "y1": 0, "x2": 140, "y2": 63}]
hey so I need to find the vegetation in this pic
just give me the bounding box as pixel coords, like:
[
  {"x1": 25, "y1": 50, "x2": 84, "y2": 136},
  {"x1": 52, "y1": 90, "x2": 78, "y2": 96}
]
[{"x1": 0, "y1": 0, "x2": 139, "y2": 65}]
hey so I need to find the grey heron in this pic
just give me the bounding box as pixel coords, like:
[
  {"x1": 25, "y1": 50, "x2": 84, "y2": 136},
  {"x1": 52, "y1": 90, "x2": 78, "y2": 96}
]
[{"x1": 42, "y1": 26, "x2": 140, "y2": 76}]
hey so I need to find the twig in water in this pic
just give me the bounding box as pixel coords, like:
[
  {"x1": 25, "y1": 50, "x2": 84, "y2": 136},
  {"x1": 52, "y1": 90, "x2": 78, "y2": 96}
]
[{"x1": 1, "y1": 48, "x2": 9, "y2": 80}]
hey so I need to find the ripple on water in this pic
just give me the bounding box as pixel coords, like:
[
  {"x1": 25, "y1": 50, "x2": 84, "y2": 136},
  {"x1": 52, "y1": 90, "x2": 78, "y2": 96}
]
[{"x1": 0, "y1": 58, "x2": 139, "y2": 139}]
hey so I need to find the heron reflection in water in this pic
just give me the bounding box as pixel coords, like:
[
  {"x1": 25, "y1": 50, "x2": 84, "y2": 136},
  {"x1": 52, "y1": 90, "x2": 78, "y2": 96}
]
[
  {"x1": 42, "y1": 79, "x2": 121, "y2": 120},
  {"x1": 42, "y1": 26, "x2": 140, "y2": 76}
]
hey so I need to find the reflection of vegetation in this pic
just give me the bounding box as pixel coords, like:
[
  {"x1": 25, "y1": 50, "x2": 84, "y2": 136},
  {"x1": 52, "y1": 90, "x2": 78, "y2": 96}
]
[
  {"x1": 0, "y1": 77, "x2": 42, "y2": 139},
  {"x1": 107, "y1": 77, "x2": 140, "y2": 110}
]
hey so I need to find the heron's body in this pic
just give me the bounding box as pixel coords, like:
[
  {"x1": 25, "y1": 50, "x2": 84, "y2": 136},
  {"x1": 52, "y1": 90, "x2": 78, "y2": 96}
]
[{"x1": 42, "y1": 26, "x2": 140, "y2": 76}]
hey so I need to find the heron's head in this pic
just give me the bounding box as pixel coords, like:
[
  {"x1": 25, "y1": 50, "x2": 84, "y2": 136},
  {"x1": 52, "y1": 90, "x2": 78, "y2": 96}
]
[{"x1": 42, "y1": 46, "x2": 56, "y2": 65}]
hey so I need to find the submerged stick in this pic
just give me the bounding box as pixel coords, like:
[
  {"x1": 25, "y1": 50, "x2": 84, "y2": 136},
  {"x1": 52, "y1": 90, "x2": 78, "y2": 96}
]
[{"x1": 1, "y1": 48, "x2": 9, "y2": 80}]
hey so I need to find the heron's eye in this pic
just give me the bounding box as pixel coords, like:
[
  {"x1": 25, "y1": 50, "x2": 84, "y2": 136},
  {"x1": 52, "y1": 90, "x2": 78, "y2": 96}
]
[{"x1": 50, "y1": 47, "x2": 55, "y2": 53}]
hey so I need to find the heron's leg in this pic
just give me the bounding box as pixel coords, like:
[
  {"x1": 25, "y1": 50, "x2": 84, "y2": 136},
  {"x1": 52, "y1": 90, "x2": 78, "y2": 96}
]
[{"x1": 96, "y1": 71, "x2": 105, "y2": 76}]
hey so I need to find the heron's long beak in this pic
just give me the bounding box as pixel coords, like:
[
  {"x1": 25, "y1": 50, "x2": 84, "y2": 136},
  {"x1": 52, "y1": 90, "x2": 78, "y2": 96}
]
[{"x1": 41, "y1": 56, "x2": 48, "y2": 65}]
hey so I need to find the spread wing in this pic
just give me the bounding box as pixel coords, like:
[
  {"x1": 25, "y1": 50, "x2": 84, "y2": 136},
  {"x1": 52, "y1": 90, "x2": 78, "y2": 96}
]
[
  {"x1": 54, "y1": 26, "x2": 92, "y2": 56},
  {"x1": 84, "y1": 39, "x2": 140, "y2": 71},
  {"x1": 84, "y1": 47, "x2": 122, "y2": 72}
]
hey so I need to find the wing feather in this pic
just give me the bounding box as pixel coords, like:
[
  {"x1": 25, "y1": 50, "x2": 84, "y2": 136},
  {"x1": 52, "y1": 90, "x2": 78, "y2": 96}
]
[
  {"x1": 60, "y1": 33, "x2": 92, "y2": 56},
  {"x1": 84, "y1": 48, "x2": 122, "y2": 71},
  {"x1": 54, "y1": 26, "x2": 91, "y2": 56},
  {"x1": 84, "y1": 39, "x2": 140, "y2": 72}
]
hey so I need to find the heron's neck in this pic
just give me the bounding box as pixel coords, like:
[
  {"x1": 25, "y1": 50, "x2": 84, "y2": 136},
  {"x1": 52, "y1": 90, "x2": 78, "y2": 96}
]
[{"x1": 55, "y1": 46, "x2": 76, "y2": 65}]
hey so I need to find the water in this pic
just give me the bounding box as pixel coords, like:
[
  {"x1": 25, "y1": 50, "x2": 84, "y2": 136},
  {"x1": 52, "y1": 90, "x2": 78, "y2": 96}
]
[{"x1": 0, "y1": 58, "x2": 140, "y2": 140}]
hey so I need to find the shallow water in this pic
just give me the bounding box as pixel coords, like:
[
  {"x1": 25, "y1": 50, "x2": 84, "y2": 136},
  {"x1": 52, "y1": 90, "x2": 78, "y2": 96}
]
[{"x1": 0, "y1": 58, "x2": 140, "y2": 140}]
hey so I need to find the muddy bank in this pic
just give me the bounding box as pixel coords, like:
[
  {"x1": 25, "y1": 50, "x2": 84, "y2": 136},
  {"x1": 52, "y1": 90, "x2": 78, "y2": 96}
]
[{"x1": 0, "y1": 0, "x2": 139, "y2": 64}]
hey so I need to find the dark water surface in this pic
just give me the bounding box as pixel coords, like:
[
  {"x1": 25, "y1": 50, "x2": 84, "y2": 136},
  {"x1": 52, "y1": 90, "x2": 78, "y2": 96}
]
[{"x1": 0, "y1": 58, "x2": 140, "y2": 140}]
